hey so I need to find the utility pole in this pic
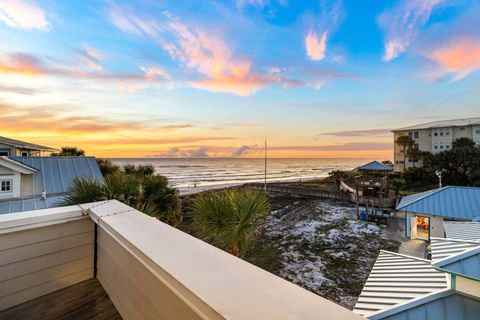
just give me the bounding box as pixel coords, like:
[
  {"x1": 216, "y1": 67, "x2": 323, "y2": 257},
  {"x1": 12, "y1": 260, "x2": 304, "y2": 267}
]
[{"x1": 264, "y1": 137, "x2": 267, "y2": 192}]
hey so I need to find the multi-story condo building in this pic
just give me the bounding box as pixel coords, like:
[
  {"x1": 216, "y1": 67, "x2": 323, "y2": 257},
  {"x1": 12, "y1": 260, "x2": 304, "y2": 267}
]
[{"x1": 392, "y1": 117, "x2": 480, "y2": 172}]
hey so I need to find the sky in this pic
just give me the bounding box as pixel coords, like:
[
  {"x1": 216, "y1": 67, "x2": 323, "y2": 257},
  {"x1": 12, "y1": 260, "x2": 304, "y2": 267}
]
[{"x1": 0, "y1": 0, "x2": 479, "y2": 158}]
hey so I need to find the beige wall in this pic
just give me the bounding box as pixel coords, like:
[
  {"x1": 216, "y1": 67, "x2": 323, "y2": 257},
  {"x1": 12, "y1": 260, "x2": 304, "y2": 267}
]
[
  {"x1": 456, "y1": 275, "x2": 480, "y2": 298},
  {"x1": 0, "y1": 216, "x2": 94, "y2": 311}
]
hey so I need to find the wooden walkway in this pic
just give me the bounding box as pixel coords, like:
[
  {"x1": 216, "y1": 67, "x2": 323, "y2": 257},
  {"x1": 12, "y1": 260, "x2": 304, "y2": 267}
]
[
  {"x1": 246, "y1": 183, "x2": 396, "y2": 208},
  {"x1": 0, "y1": 278, "x2": 121, "y2": 320}
]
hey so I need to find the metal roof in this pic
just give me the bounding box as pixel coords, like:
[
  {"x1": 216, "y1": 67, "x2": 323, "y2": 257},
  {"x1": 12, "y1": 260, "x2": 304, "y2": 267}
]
[
  {"x1": 356, "y1": 161, "x2": 393, "y2": 172},
  {"x1": 434, "y1": 246, "x2": 480, "y2": 281},
  {"x1": 396, "y1": 186, "x2": 480, "y2": 220},
  {"x1": 9, "y1": 157, "x2": 103, "y2": 195},
  {"x1": 392, "y1": 117, "x2": 480, "y2": 132},
  {"x1": 353, "y1": 250, "x2": 447, "y2": 318},
  {"x1": 369, "y1": 290, "x2": 480, "y2": 320},
  {"x1": 0, "y1": 136, "x2": 56, "y2": 151},
  {"x1": 444, "y1": 221, "x2": 480, "y2": 241},
  {"x1": 430, "y1": 237, "x2": 480, "y2": 262},
  {"x1": 0, "y1": 157, "x2": 103, "y2": 214},
  {"x1": 0, "y1": 195, "x2": 64, "y2": 214}
]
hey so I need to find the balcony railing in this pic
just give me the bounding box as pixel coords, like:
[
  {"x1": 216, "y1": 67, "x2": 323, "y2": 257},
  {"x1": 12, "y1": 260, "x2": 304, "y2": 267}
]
[{"x1": 0, "y1": 200, "x2": 362, "y2": 319}]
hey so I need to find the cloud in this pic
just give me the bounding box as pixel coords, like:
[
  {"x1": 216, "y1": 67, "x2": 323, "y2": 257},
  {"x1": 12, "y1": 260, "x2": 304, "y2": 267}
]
[
  {"x1": 236, "y1": 0, "x2": 266, "y2": 9},
  {"x1": 0, "y1": 84, "x2": 39, "y2": 95},
  {"x1": 378, "y1": 0, "x2": 442, "y2": 61},
  {"x1": 268, "y1": 142, "x2": 391, "y2": 151},
  {"x1": 156, "y1": 147, "x2": 210, "y2": 158},
  {"x1": 107, "y1": 6, "x2": 308, "y2": 95},
  {"x1": 317, "y1": 129, "x2": 391, "y2": 137},
  {"x1": 305, "y1": 31, "x2": 327, "y2": 61},
  {"x1": 232, "y1": 145, "x2": 257, "y2": 157},
  {"x1": 0, "y1": 0, "x2": 49, "y2": 31},
  {"x1": 424, "y1": 37, "x2": 480, "y2": 81}
]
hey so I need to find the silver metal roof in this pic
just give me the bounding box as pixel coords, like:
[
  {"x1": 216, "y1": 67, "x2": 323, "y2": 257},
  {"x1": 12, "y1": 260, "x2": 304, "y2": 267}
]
[
  {"x1": 353, "y1": 250, "x2": 447, "y2": 318},
  {"x1": 9, "y1": 157, "x2": 103, "y2": 195},
  {"x1": 396, "y1": 186, "x2": 480, "y2": 220},
  {"x1": 0, "y1": 195, "x2": 64, "y2": 214},
  {"x1": 444, "y1": 221, "x2": 480, "y2": 241},
  {"x1": 392, "y1": 117, "x2": 480, "y2": 132},
  {"x1": 369, "y1": 290, "x2": 480, "y2": 320},
  {"x1": 0, "y1": 157, "x2": 103, "y2": 214},
  {"x1": 430, "y1": 237, "x2": 480, "y2": 262}
]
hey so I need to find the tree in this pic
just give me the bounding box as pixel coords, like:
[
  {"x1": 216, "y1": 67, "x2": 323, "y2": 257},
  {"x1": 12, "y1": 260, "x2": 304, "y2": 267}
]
[
  {"x1": 395, "y1": 135, "x2": 414, "y2": 171},
  {"x1": 97, "y1": 159, "x2": 120, "y2": 177},
  {"x1": 191, "y1": 188, "x2": 270, "y2": 257},
  {"x1": 381, "y1": 160, "x2": 393, "y2": 167},
  {"x1": 328, "y1": 170, "x2": 348, "y2": 188},
  {"x1": 406, "y1": 147, "x2": 423, "y2": 168},
  {"x1": 51, "y1": 147, "x2": 85, "y2": 156},
  {"x1": 62, "y1": 172, "x2": 182, "y2": 226},
  {"x1": 123, "y1": 164, "x2": 155, "y2": 176}
]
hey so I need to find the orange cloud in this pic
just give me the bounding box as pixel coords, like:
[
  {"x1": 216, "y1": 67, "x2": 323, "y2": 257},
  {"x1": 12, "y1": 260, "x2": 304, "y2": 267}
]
[
  {"x1": 0, "y1": 53, "x2": 43, "y2": 75},
  {"x1": 427, "y1": 38, "x2": 480, "y2": 80},
  {"x1": 305, "y1": 31, "x2": 327, "y2": 61}
]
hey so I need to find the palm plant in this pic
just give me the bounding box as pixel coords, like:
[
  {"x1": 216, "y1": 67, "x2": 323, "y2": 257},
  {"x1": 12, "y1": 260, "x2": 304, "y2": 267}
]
[
  {"x1": 97, "y1": 159, "x2": 120, "y2": 176},
  {"x1": 395, "y1": 135, "x2": 414, "y2": 171},
  {"x1": 191, "y1": 188, "x2": 270, "y2": 257},
  {"x1": 51, "y1": 147, "x2": 85, "y2": 156},
  {"x1": 60, "y1": 177, "x2": 105, "y2": 205}
]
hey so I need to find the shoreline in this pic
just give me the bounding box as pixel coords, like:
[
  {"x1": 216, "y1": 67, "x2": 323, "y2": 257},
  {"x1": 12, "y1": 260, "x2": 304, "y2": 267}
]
[{"x1": 177, "y1": 175, "x2": 326, "y2": 195}]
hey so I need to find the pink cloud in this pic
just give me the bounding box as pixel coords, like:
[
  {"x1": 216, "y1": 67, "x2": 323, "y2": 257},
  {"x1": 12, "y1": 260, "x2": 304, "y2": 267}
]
[
  {"x1": 378, "y1": 0, "x2": 442, "y2": 61},
  {"x1": 305, "y1": 31, "x2": 327, "y2": 61},
  {"x1": 0, "y1": 0, "x2": 49, "y2": 31},
  {"x1": 426, "y1": 38, "x2": 480, "y2": 81}
]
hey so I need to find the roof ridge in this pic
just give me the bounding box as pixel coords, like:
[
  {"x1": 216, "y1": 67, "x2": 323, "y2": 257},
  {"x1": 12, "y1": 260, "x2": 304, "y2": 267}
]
[{"x1": 379, "y1": 250, "x2": 432, "y2": 263}]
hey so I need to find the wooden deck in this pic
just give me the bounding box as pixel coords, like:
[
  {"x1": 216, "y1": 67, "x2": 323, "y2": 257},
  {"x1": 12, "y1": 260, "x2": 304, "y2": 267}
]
[{"x1": 0, "y1": 278, "x2": 122, "y2": 320}]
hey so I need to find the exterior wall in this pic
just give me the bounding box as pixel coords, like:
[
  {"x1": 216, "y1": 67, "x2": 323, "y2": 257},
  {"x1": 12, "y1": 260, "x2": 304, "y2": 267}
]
[
  {"x1": 393, "y1": 124, "x2": 478, "y2": 172},
  {"x1": 455, "y1": 275, "x2": 480, "y2": 298},
  {"x1": 19, "y1": 174, "x2": 34, "y2": 197},
  {"x1": 0, "y1": 211, "x2": 94, "y2": 311},
  {"x1": 0, "y1": 170, "x2": 21, "y2": 199}
]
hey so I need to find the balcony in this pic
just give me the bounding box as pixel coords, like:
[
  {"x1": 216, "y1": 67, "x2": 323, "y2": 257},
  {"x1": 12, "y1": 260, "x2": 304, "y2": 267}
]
[{"x1": 0, "y1": 200, "x2": 362, "y2": 319}]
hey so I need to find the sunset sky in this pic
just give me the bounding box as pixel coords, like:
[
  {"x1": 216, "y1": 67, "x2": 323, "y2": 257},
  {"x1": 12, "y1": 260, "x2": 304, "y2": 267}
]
[{"x1": 1, "y1": 0, "x2": 479, "y2": 158}]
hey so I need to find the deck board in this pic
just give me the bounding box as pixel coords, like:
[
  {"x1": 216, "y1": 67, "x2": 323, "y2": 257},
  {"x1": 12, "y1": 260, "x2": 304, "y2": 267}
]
[{"x1": 0, "y1": 278, "x2": 122, "y2": 320}]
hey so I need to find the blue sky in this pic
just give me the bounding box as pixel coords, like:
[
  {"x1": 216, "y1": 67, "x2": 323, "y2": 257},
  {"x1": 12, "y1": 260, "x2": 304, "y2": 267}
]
[{"x1": 0, "y1": 0, "x2": 479, "y2": 158}]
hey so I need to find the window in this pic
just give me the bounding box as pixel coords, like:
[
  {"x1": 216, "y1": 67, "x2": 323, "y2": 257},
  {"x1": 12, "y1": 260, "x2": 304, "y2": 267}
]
[
  {"x1": 408, "y1": 132, "x2": 413, "y2": 138},
  {"x1": 1, "y1": 180, "x2": 12, "y2": 192},
  {"x1": 446, "y1": 145, "x2": 450, "y2": 149},
  {"x1": 434, "y1": 145, "x2": 438, "y2": 150},
  {"x1": 414, "y1": 131, "x2": 419, "y2": 139},
  {"x1": 446, "y1": 131, "x2": 450, "y2": 136},
  {"x1": 414, "y1": 143, "x2": 419, "y2": 149},
  {"x1": 476, "y1": 129, "x2": 480, "y2": 135},
  {"x1": 440, "y1": 145, "x2": 444, "y2": 149},
  {"x1": 460, "y1": 127, "x2": 466, "y2": 131},
  {"x1": 440, "y1": 131, "x2": 444, "y2": 136},
  {"x1": 21, "y1": 151, "x2": 28, "y2": 156},
  {"x1": 0, "y1": 149, "x2": 10, "y2": 156},
  {"x1": 434, "y1": 132, "x2": 438, "y2": 136}
]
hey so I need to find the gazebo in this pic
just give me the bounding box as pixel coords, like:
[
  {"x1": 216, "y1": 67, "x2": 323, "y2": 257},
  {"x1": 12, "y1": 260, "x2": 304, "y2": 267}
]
[
  {"x1": 356, "y1": 160, "x2": 393, "y2": 173},
  {"x1": 354, "y1": 161, "x2": 392, "y2": 199}
]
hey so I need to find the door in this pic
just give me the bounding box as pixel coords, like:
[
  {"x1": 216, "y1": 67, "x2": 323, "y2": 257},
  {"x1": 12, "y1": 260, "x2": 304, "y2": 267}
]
[{"x1": 410, "y1": 215, "x2": 417, "y2": 239}]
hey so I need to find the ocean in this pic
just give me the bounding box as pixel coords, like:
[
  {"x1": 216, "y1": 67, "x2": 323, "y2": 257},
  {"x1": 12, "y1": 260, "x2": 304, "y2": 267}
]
[{"x1": 109, "y1": 158, "x2": 371, "y2": 194}]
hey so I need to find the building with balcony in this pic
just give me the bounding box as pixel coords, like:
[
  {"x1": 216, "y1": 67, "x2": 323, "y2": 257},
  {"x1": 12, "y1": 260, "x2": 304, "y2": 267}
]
[
  {"x1": 0, "y1": 156, "x2": 103, "y2": 214},
  {"x1": 0, "y1": 200, "x2": 363, "y2": 319},
  {"x1": 0, "y1": 136, "x2": 57, "y2": 157},
  {"x1": 392, "y1": 117, "x2": 480, "y2": 172}
]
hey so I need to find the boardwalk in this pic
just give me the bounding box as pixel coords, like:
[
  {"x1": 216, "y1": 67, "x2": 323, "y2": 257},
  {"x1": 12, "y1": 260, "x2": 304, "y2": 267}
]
[{"x1": 247, "y1": 183, "x2": 396, "y2": 208}]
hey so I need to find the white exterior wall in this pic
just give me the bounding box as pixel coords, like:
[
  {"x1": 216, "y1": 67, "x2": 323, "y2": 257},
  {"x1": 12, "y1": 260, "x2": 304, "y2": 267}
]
[
  {"x1": 0, "y1": 207, "x2": 94, "y2": 311},
  {"x1": 405, "y1": 213, "x2": 444, "y2": 239},
  {"x1": 393, "y1": 123, "x2": 478, "y2": 172},
  {"x1": 0, "y1": 168, "x2": 21, "y2": 200}
]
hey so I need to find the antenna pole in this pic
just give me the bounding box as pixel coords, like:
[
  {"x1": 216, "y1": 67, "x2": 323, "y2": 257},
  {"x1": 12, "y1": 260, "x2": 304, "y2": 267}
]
[{"x1": 264, "y1": 137, "x2": 267, "y2": 192}]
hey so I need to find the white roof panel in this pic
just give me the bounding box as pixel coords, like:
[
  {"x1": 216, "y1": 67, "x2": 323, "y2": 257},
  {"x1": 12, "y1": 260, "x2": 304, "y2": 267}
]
[
  {"x1": 353, "y1": 251, "x2": 447, "y2": 318},
  {"x1": 392, "y1": 117, "x2": 480, "y2": 132}
]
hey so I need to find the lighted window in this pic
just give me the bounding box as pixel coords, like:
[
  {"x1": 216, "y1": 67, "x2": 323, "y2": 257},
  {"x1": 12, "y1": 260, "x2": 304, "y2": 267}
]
[{"x1": 1, "y1": 180, "x2": 12, "y2": 192}]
